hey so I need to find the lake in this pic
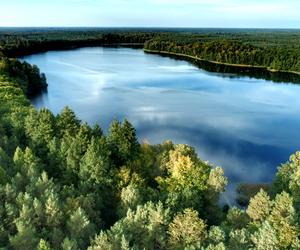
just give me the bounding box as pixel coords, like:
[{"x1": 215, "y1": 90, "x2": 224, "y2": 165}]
[{"x1": 22, "y1": 47, "x2": 300, "y2": 200}]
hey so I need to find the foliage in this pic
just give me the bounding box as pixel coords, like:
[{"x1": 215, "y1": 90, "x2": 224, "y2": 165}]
[
  {"x1": 0, "y1": 30, "x2": 300, "y2": 249},
  {"x1": 144, "y1": 36, "x2": 300, "y2": 73},
  {"x1": 167, "y1": 208, "x2": 207, "y2": 249}
]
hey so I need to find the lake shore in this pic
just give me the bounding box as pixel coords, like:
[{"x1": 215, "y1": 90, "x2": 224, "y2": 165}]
[{"x1": 144, "y1": 49, "x2": 300, "y2": 77}]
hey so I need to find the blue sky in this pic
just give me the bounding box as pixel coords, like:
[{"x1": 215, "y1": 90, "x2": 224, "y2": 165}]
[{"x1": 1, "y1": 0, "x2": 300, "y2": 28}]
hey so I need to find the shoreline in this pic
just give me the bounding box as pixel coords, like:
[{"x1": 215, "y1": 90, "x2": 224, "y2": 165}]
[
  {"x1": 144, "y1": 49, "x2": 300, "y2": 77},
  {"x1": 6, "y1": 44, "x2": 300, "y2": 77},
  {"x1": 5, "y1": 43, "x2": 144, "y2": 58}
]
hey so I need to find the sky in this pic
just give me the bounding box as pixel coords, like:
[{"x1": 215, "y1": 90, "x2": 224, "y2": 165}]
[{"x1": 0, "y1": 0, "x2": 300, "y2": 28}]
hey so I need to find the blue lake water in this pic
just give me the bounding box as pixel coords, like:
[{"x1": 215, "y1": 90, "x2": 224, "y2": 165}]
[{"x1": 23, "y1": 47, "x2": 300, "y2": 199}]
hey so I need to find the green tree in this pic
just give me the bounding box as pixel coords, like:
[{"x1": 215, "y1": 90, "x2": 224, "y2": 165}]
[
  {"x1": 222, "y1": 207, "x2": 249, "y2": 231},
  {"x1": 90, "y1": 202, "x2": 169, "y2": 250},
  {"x1": 37, "y1": 239, "x2": 52, "y2": 250},
  {"x1": 206, "y1": 242, "x2": 226, "y2": 250},
  {"x1": 160, "y1": 144, "x2": 210, "y2": 192},
  {"x1": 56, "y1": 106, "x2": 80, "y2": 137},
  {"x1": 45, "y1": 191, "x2": 62, "y2": 228},
  {"x1": 207, "y1": 226, "x2": 225, "y2": 245},
  {"x1": 92, "y1": 123, "x2": 103, "y2": 138},
  {"x1": 247, "y1": 189, "x2": 272, "y2": 222},
  {"x1": 79, "y1": 137, "x2": 112, "y2": 185},
  {"x1": 251, "y1": 221, "x2": 279, "y2": 250},
  {"x1": 273, "y1": 152, "x2": 300, "y2": 211},
  {"x1": 67, "y1": 207, "x2": 95, "y2": 249},
  {"x1": 108, "y1": 119, "x2": 140, "y2": 165},
  {"x1": 25, "y1": 108, "x2": 56, "y2": 146},
  {"x1": 10, "y1": 221, "x2": 38, "y2": 250},
  {"x1": 268, "y1": 192, "x2": 299, "y2": 248},
  {"x1": 167, "y1": 208, "x2": 207, "y2": 249},
  {"x1": 228, "y1": 228, "x2": 251, "y2": 250},
  {"x1": 61, "y1": 238, "x2": 79, "y2": 250},
  {"x1": 118, "y1": 184, "x2": 143, "y2": 218},
  {"x1": 65, "y1": 123, "x2": 92, "y2": 178}
]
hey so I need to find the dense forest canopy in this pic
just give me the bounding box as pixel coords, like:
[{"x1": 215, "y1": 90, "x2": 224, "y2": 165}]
[
  {"x1": 1, "y1": 28, "x2": 300, "y2": 73},
  {"x1": 0, "y1": 28, "x2": 300, "y2": 249}
]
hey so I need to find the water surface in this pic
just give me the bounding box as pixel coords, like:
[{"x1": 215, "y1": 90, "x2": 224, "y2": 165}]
[{"x1": 23, "y1": 47, "x2": 300, "y2": 200}]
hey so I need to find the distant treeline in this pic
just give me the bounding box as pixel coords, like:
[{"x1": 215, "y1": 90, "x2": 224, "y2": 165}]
[
  {"x1": 0, "y1": 31, "x2": 155, "y2": 57},
  {"x1": 1, "y1": 28, "x2": 300, "y2": 73},
  {"x1": 145, "y1": 49, "x2": 300, "y2": 84},
  {"x1": 144, "y1": 39, "x2": 300, "y2": 73}
]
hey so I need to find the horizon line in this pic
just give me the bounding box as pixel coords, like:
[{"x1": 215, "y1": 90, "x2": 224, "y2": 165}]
[{"x1": 1, "y1": 26, "x2": 300, "y2": 30}]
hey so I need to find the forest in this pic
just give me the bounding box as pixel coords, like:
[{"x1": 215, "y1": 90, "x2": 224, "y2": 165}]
[
  {"x1": 1, "y1": 28, "x2": 300, "y2": 73},
  {"x1": 144, "y1": 36, "x2": 300, "y2": 73},
  {"x1": 0, "y1": 28, "x2": 300, "y2": 249}
]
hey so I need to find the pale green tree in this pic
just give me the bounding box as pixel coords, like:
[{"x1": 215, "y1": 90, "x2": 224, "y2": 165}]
[
  {"x1": 61, "y1": 237, "x2": 79, "y2": 250},
  {"x1": 247, "y1": 189, "x2": 272, "y2": 222},
  {"x1": 67, "y1": 207, "x2": 95, "y2": 249},
  {"x1": 118, "y1": 184, "x2": 143, "y2": 217},
  {"x1": 208, "y1": 226, "x2": 225, "y2": 245},
  {"x1": 37, "y1": 239, "x2": 52, "y2": 250},
  {"x1": 168, "y1": 208, "x2": 207, "y2": 249},
  {"x1": 45, "y1": 191, "x2": 62, "y2": 228},
  {"x1": 251, "y1": 221, "x2": 279, "y2": 250},
  {"x1": 228, "y1": 228, "x2": 251, "y2": 250},
  {"x1": 89, "y1": 202, "x2": 169, "y2": 250},
  {"x1": 268, "y1": 192, "x2": 299, "y2": 248}
]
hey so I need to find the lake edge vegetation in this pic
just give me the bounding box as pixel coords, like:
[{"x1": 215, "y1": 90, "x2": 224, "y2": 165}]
[
  {"x1": 0, "y1": 28, "x2": 300, "y2": 249},
  {"x1": 2, "y1": 28, "x2": 300, "y2": 75}
]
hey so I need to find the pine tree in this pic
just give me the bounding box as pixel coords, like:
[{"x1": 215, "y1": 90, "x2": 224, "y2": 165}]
[
  {"x1": 118, "y1": 184, "x2": 143, "y2": 218},
  {"x1": 228, "y1": 228, "x2": 251, "y2": 250},
  {"x1": 167, "y1": 208, "x2": 207, "y2": 249},
  {"x1": 65, "y1": 123, "x2": 93, "y2": 181},
  {"x1": 208, "y1": 226, "x2": 225, "y2": 245},
  {"x1": 108, "y1": 119, "x2": 140, "y2": 165},
  {"x1": 56, "y1": 106, "x2": 80, "y2": 137},
  {"x1": 222, "y1": 207, "x2": 249, "y2": 231},
  {"x1": 89, "y1": 202, "x2": 169, "y2": 250},
  {"x1": 13, "y1": 147, "x2": 41, "y2": 179},
  {"x1": 247, "y1": 189, "x2": 272, "y2": 222},
  {"x1": 10, "y1": 221, "x2": 39, "y2": 249},
  {"x1": 61, "y1": 238, "x2": 79, "y2": 250},
  {"x1": 92, "y1": 123, "x2": 103, "y2": 138},
  {"x1": 268, "y1": 192, "x2": 299, "y2": 248},
  {"x1": 251, "y1": 221, "x2": 279, "y2": 250},
  {"x1": 67, "y1": 207, "x2": 95, "y2": 249},
  {"x1": 79, "y1": 137, "x2": 111, "y2": 185},
  {"x1": 45, "y1": 191, "x2": 62, "y2": 228}
]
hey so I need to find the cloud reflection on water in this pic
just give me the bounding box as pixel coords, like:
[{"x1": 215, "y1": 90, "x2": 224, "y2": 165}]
[{"x1": 27, "y1": 47, "x2": 300, "y2": 202}]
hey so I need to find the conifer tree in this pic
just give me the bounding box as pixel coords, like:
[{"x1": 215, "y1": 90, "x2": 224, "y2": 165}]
[{"x1": 168, "y1": 208, "x2": 207, "y2": 249}]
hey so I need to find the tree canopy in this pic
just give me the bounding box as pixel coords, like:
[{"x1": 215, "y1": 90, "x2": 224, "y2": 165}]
[{"x1": 0, "y1": 29, "x2": 300, "y2": 249}]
